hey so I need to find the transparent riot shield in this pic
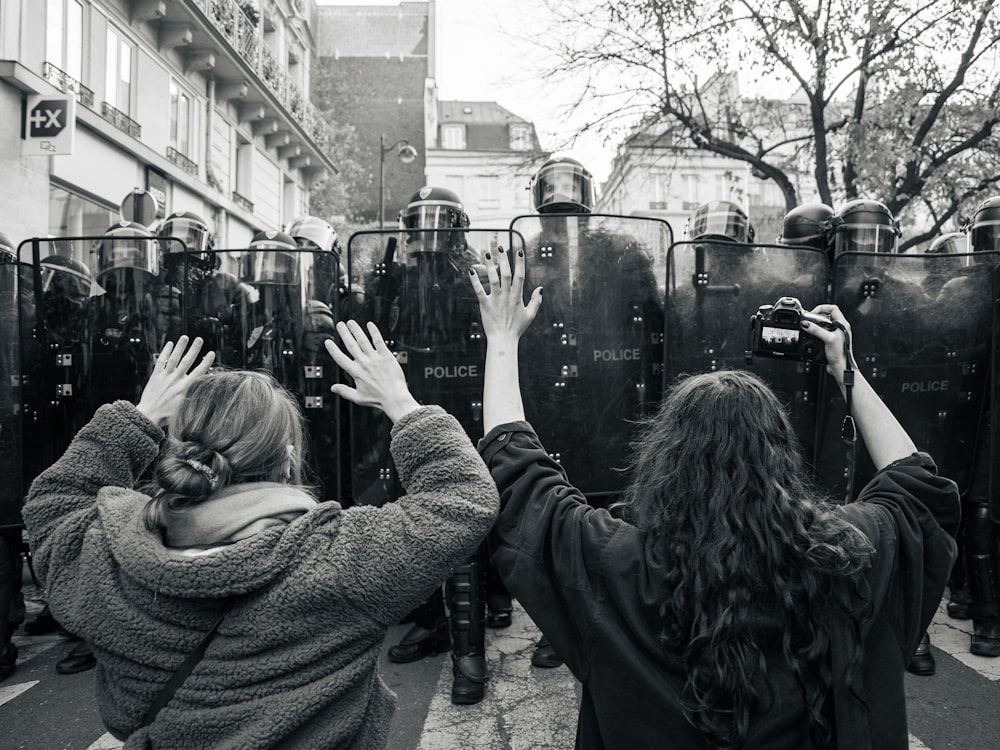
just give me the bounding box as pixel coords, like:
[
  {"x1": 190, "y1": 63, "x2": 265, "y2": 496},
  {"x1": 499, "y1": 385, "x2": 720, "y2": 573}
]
[
  {"x1": 665, "y1": 241, "x2": 831, "y2": 464},
  {"x1": 345, "y1": 228, "x2": 515, "y2": 507},
  {"x1": 0, "y1": 255, "x2": 25, "y2": 529},
  {"x1": 816, "y1": 250, "x2": 999, "y2": 500},
  {"x1": 200, "y1": 244, "x2": 343, "y2": 503},
  {"x1": 20, "y1": 237, "x2": 101, "y2": 487},
  {"x1": 508, "y1": 214, "x2": 673, "y2": 500}
]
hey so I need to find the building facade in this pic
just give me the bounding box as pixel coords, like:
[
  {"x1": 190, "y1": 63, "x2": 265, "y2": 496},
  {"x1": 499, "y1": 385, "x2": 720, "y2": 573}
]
[
  {"x1": 425, "y1": 100, "x2": 546, "y2": 230},
  {"x1": 0, "y1": 0, "x2": 336, "y2": 256}
]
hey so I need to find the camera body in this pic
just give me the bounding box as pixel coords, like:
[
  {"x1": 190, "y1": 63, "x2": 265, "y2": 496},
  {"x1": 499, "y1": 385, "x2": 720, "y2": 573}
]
[{"x1": 746, "y1": 296, "x2": 837, "y2": 364}]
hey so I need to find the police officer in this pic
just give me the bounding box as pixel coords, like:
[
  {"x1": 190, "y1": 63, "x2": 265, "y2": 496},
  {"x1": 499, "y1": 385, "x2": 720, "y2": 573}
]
[
  {"x1": 383, "y1": 186, "x2": 510, "y2": 704},
  {"x1": 945, "y1": 197, "x2": 1000, "y2": 657}
]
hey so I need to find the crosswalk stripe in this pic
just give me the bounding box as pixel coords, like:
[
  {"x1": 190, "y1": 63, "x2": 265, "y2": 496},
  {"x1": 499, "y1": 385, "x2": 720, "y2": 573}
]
[
  {"x1": 0, "y1": 679, "x2": 39, "y2": 708},
  {"x1": 86, "y1": 733, "x2": 124, "y2": 749}
]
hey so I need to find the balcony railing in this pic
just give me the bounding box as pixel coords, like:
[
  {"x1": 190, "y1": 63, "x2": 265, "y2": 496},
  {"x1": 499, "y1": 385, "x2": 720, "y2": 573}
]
[
  {"x1": 232, "y1": 190, "x2": 254, "y2": 212},
  {"x1": 100, "y1": 102, "x2": 142, "y2": 139},
  {"x1": 191, "y1": 0, "x2": 334, "y2": 153},
  {"x1": 167, "y1": 146, "x2": 199, "y2": 176},
  {"x1": 42, "y1": 62, "x2": 94, "y2": 109}
]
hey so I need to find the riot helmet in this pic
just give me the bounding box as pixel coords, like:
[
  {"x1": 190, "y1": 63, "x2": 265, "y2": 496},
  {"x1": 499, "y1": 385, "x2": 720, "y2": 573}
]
[
  {"x1": 687, "y1": 200, "x2": 755, "y2": 243},
  {"x1": 830, "y1": 199, "x2": 900, "y2": 255},
  {"x1": 401, "y1": 186, "x2": 470, "y2": 253},
  {"x1": 286, "y1": 215, "x2": 341, "y2": 258},
  {"x1": 927, "y1": 231, "x2": 969, "y2": 255},
  {"x1": 97, "y1": 221, "x2": 158, "y2": 278},
  {"x1": 776, "y1": 203, "x2": 834, "y2": 254},
  {"x1": 40, "y1": 254, "x2": 94, "y2": 307},
  {"x1": 248, "y1": 229, "x2": 300, "y2": 284},
  {"x1": 531, "y1": 156, "x2": 595, "y2": 214},
  {"x1": 0, "y1": 230, "x2": 15, "y2": 259},
  {"x1": 968, "y1": 196, "x2": 1000, "y2": 253},
  {"x1": 159, "y1": 210, "x2": 214, "y2": 256}
]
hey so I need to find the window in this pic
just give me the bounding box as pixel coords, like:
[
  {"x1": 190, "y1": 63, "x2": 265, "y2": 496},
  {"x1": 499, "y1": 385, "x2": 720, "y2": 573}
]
[
  {"x1": 653, "y1": 173, "x2": 670, "y2": 204},
  {"x1": 513, "y1": 176, "x2": 530, "y2": 207},
  {"x1": 478, "y1": 175, "x2": 500, "y2": 209},
  {"x1": 509, "y1": 125, "x2": 531, "y2": 151},
  {"x1": 441, "y1": 124, "x2": 466, "y2": 150},
  {"x1": 170, "y1": 80, "x2": 194, "y2": 157},
  {"x1": 681, "y1": 173, "x2": 699, "y2": 209},
  {"x1": 47, "y1": 183, "x2": 115, "y2": 266},
  {"x1": 234, "y1": 138, "x2": 254, "y2": 206},
  {"x1": 46, "y1": 0, "x2": 84, "y2": 81},
  {"x1": 105, "y1": 25, "x2": 133, "y2": 115}
]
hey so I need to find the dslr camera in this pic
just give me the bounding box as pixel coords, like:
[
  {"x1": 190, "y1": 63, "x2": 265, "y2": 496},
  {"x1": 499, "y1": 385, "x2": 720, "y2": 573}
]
[{"x1": 746, "y1": 297, "x2": 837, "y2": 364}]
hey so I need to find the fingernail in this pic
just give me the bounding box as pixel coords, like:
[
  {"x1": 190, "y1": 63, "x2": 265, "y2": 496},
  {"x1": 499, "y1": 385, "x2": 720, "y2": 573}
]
[
  {"x1": 485, "y1": 252, "x2": 491, "y2": 260},
  {"x1": 801, "y1": 321, "x2": 810, "y2": 328},
  {"x1": 468, "y1": 268, "x2": 475, "y2": 275},
  {"x1": 517, "y1": 250, "x2": 524, "y2": 257},
  {"x1": 498, "y1": 247, "x2": 505, "y2": 253}
]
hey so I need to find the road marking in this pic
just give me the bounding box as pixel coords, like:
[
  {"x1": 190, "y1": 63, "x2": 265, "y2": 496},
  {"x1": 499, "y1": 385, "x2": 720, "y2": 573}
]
[
  {"x1": 0, "y1": 680, "x2": 39, "y2": 708},
  {"x1": 86, "y1": 733, "x2": 123, "y2": 749}
]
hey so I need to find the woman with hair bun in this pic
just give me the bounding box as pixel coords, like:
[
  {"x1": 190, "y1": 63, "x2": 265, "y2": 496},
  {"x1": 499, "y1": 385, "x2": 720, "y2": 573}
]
[{"x1": 22, "y1": 326, "x2": 499, "y2": 749}]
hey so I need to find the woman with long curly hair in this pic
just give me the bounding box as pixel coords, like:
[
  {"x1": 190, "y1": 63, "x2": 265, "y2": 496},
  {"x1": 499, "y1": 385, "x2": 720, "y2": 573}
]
[{"x1": 471, "y1": 247, "x2": 959, "y2": 749}]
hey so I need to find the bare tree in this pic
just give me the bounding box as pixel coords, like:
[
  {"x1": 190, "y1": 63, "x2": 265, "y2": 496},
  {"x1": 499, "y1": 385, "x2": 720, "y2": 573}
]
[{"x1": 531, "y1": 0, "x2": 1000, "y2": 248}]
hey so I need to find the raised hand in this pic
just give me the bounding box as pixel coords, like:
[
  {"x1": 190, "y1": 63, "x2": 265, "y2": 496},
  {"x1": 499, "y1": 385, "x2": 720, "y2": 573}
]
[
  {"x1": 136, "y1": 336, "x2": 215, "y2": 427},
  {"x1": 325, "y1": 320, "x2": 420, "y2": 423},
  {"x1": 469, "y1": 246, "x2": 542, "y2": 345}
]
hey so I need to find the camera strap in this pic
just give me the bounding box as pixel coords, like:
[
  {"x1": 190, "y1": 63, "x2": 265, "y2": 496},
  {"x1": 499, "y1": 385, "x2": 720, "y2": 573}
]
[{"x1": 838, "y1": 325, "x2": 858, "y2": 503}]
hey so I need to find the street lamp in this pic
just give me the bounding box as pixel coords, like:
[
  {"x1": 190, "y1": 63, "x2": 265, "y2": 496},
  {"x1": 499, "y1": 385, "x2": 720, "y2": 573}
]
[{"x1": 379, "y1": 134, "x2": 419, "y2": 229}]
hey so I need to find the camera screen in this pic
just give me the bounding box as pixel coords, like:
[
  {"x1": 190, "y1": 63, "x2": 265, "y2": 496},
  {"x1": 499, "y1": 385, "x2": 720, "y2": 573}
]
[{"x1": 761, "y1": 325, "x2": 799, "y2": 351}]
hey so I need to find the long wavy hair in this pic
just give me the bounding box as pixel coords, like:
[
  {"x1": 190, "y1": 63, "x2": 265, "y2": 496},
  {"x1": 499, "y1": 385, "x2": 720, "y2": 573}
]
[
  {"x1": 618, "y1": 370, "x2": 873, "y2": 748},
  {"x1": 144, "y1": 369, "x2": 310, "y2": 533}
]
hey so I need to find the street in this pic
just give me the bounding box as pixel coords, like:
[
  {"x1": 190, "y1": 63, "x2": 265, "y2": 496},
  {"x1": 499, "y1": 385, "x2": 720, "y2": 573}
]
[{"x1": 2, "y1": 591, "x2": 998, "y2": 749}]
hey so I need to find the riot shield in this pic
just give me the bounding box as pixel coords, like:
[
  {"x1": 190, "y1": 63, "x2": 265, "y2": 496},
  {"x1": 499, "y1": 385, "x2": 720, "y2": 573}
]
[
  {"x1": 345, "y1": 228, "x2": 516, "y2": 506},
  {"x1": 664, "y1": 241, "x2": 831, "y2": 464},
  {"x1": 508, "y1": 214, "x2": 673, "y2": 500},
  {"x1": 194, "y1": 245, "x2": 343, "y2": 504},
  {"x1": 0, "y1": 256, "x2": 25, "y2": 529},
  {"x1": 816, "y1": 250, "x2": 999, "y2": 500}
]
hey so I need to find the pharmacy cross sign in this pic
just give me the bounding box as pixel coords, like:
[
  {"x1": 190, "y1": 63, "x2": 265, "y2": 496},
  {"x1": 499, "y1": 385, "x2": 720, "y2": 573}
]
[
  {"x1": 22, "y1": 94, "x2": 76, "y2": 155},
  {"x1": 28, "y1": 101, "x2": 66, "y2": 137}
]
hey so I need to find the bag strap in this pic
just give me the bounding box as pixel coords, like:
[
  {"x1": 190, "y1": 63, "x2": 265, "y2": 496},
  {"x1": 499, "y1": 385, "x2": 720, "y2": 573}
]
[{"x1": 140, "y1": 598, "x2": 235, "y2": 728}]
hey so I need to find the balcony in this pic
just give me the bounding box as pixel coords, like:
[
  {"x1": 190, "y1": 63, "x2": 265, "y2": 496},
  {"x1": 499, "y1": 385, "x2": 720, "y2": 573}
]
[
  {"x1": 100, "y1": 102, "x2": 142, "y2": 139},
  {"x1": 42, "y1": 63, "x2": 94, "y2": 109},
  {"x1": 167, "y1": 146, "x2": 199, "y2": 176},
  {"x1": 187, "y1": 0, "x2": 333, "y2": 153}
]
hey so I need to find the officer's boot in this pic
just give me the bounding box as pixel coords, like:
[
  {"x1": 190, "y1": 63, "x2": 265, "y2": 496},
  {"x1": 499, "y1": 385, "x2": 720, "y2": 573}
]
[
  {"x1": 446, "y1": 552, "x2": 488, "y2": 705},
  {"x1": 906, "y1": 631, "x2": 935, "y2": 675},
  {"x1": 967, "y1": 506, "x2": 1000, "y2": 657},
  {"x1": 388, "y1": 587, "x2": 450, "y2": 664}
]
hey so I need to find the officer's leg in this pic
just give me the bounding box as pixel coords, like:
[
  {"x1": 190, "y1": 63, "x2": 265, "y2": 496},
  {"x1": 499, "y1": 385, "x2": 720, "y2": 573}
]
[
  {"x1": 485, "y1": 528, "x2": 512, "y2": 629},
  {"x1": 387, "y1": 586, "x2": 449, "y2": 664},
  {"x1": 967, "y1": 504, "x2": 1000, "y2": 656},
  {"x1": 947, "y1": 513, "x2": 972, "y2": 619},
  {"x1": 445, "y1": 544, "x2": 488, "y2": 705}
]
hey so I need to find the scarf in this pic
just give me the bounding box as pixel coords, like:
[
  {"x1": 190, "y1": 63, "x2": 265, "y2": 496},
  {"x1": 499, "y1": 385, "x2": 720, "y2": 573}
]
[{"x1": 162, "y1": 481, "x2": 318, "y2": 549}]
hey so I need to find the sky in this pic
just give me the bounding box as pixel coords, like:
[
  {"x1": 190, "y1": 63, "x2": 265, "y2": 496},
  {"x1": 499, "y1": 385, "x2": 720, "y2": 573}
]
[{"x1": 315, "y1": 0, "x2": 620, "y2": 183}]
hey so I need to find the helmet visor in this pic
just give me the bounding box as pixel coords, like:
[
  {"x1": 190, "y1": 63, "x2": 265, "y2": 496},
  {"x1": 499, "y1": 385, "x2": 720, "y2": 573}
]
[
  {"x1": 834, "y1": 224, "x2": 898, "y2": 255},
  {"x1": 533, "y1": 164, "x2": 593, "y2": 213},
  {"x1": 98, "y1": 236, "x2": 158, "y2": 277},
  {"x1": 161, "y1": 218, "x2": 210, "y2": 254},
  {"x1": 690, "y1": 207, "x2": 751, "y2": 243},
  {"x1": 41, "y1": 264, "x2": 91, "y2": 304},
  {"x1": 288, "y1": 218, "x2": 337, "y2": 254},
  {"x1": 249, "y1": 250, "x2": 300, "y2": 284},
  {"x1": 971, "y1": 221, "x2": 1000, "y2": 253},
  {"x1": 403, "y1": 205, "x2": 458, "y2": 231}
]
